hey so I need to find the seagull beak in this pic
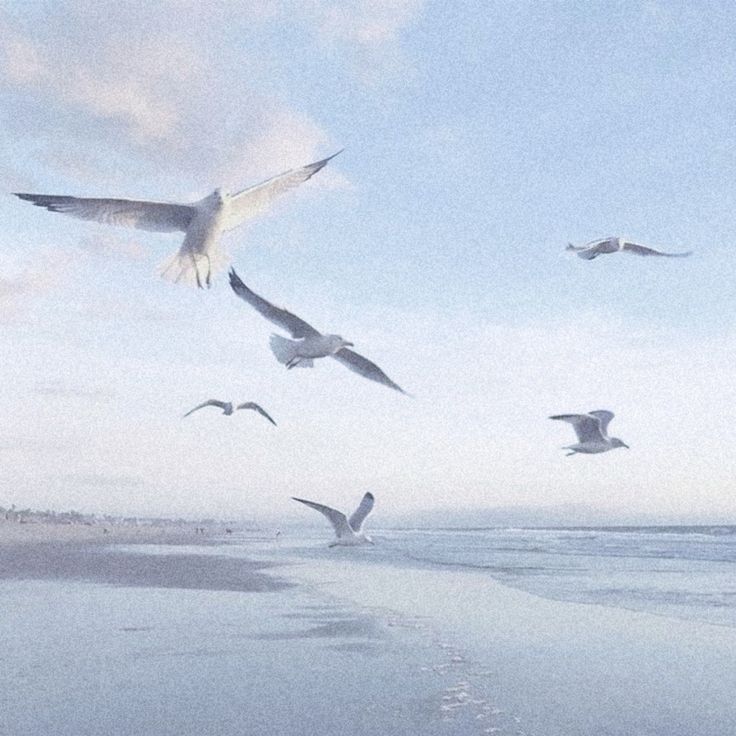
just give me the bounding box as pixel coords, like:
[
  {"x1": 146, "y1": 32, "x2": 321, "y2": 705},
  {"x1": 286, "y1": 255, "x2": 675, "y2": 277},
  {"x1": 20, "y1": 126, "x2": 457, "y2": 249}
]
[
  {"x1": 345, "y1": 342, "x2": 354, "y2": 348},
  {"x1": 623, "y1": 443, "x2": 630, "y2": 449}
]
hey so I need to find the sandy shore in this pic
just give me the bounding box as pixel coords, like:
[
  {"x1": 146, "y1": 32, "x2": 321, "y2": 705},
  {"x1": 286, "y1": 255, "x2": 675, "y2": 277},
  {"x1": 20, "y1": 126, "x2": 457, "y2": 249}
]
[
  {"x1": 0, "y1": 517, "x2": 292, "y2": 592},
  {"x1": 0, "y1": 527, "x2": 486, "y2": 736}
]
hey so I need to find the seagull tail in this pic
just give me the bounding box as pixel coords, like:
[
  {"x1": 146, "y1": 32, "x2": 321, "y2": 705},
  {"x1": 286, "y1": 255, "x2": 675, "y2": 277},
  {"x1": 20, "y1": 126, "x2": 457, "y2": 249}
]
[
  {"x1": 159, "y1": 247, "x2": 229, "y2": 289},
  {"x1": 269, "y1": 334, "x2": 313, "y2": 368}
]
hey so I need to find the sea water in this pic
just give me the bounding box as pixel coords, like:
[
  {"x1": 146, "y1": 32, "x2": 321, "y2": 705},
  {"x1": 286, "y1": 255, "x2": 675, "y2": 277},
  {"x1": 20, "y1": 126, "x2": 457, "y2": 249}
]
[{"x1": 372, "y1": 525, "x2": 736, "y2": 628}]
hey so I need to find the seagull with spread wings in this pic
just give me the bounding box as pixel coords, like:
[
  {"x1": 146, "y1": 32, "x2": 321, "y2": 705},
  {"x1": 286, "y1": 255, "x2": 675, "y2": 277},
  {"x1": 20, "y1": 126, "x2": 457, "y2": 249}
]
[
  {"x1": 183, "y1": 400, "x2": 276, "y2": 425},
  {"x1": 14, "y1": 152, "x2": 341, "y2": 288},
  {"x1": 550, "y1": 410, "x2": 628, "y2": 456},
  {"x1": 228, "y1": 269, "x2": 407, "y2": 394},
  {"x1": 566, "y1": 237, "x2": 692, "y2": 260},
  {"x1": 292, "y1": 492, "x2": 375, "y2": 547}
]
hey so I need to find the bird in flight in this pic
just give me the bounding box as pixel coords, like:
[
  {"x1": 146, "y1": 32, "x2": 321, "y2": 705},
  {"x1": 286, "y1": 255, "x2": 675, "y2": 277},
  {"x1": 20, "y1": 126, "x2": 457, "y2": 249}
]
[
  {"x1": 549, "y1": 410, "x2": 628, "y2": 456},
  {"x1": 566, "y1": 236, "x2": 692, "y2": 260},
  {"x1": 14, "y1": 152, "x2": 341, "y2": 289},
  {"x1": 228, "y1": 269, "x2": 407, "y2": 394},
  {"x1": 183, "y1": 400, "x2": 276, "y2": 425},
  {"x1": 292, "y1": 492, "x2": 375, "y2": 547}
]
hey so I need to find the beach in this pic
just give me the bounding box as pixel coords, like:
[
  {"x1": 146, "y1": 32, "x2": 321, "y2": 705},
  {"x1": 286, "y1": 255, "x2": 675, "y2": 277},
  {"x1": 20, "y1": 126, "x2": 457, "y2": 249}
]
[
  {"x1": 0, "y1": 520, "x2": 498, "y2": 736},
  {"x1": 2, "y1": 520, "x2": 736, "y2": 736}
]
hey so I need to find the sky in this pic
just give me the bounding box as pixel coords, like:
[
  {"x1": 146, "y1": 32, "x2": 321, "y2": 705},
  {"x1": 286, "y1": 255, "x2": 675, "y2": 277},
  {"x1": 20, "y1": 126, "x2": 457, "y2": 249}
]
[{"x1": 2, "y1": 1, "x2": 736, "y2": 523}]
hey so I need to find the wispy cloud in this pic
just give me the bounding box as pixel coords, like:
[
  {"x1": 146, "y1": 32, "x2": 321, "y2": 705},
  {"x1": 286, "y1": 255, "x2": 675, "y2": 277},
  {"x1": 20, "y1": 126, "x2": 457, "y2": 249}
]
[
  {"x1": 0, "y1": 251, "x2": 68, "y2": 320},
  {"x1": 76, "y1": 232, "x2": 146, "y2": 261},
  {"x1": 297, "y1": 0, "x2": 423, "y2": 86},
  {"x1": 0, "y1": 25, "x2": 190, "y2": 143},
  {"x1": 0, "y1": 9, "x2": 338, "y2": 193},
  {"x1": 59, "y1": 473, "x2": 145, "y2": 489},
  {"x1": 34, "y1": 384, "x2": 117, "y2": 401},
  {"x1": 307, "y1": 0, "x2": 423, "y2": 45}
]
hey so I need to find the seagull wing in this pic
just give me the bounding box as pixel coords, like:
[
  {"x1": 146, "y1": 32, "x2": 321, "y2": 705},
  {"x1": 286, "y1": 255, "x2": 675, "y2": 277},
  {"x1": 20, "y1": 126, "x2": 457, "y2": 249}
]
[
  {"x1": 183, "y1": 400, "x2": 229, "y2": 417},
  {"x1": 549, "y1": 413, "x2": 606, "y2": 443},
  {"x1": 228, "y1": 269, "x2": 320, "y2": 339},
  {"x1": 588, "y1": 410, "x2": 615, "y2": 436},
  {"x1": 621, "y1": 241, "x2": 692, "y2": 257},
  {"x1": 236, "y1": 402, "x2": 277, "y2": 426},
  {"x1": 14, "y1": 193, "x2": 194, "y2": 233},
  {"x1": 332, "y1": 348, "x2": 407, "y2": 394},
  {"x1": 291, "y1": 497, "x2": 352, "y2": 538},
  {"x1": 347, "y1": 492, "x2": 375, "y2": 532},
  {"x1": 223, "y1": 151, "x2": 342, "y2": 232}
]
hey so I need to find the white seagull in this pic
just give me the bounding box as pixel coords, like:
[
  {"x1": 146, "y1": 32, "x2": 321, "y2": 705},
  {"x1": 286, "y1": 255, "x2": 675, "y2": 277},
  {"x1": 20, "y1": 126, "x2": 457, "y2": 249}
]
[
  {"x1": 292, "y1": 493, "x2": 375, "y2": 547},
  {"x1": 14, "y1": 152, "x2": 341, "y2": 289},
  {"x1": 566, "y1": 236, "x2": 692, "y2": 260},
  {"x1": 550, "y1": 410, "x2": 628, "y2": 456},
  {"x1": 228, "y1": 269, "x2": 407, "y2": 394},
  {"x1": 183, "y1": 400, "x2": 276, "y2": 425}
]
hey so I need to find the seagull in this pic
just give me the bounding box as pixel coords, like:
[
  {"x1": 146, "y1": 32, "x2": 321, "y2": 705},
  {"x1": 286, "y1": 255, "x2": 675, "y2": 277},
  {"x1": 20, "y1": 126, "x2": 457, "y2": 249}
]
[
  {"x1": 183, "y1": 400, "x2": 276, "y2": 425},
  {"x1": 549, "y1": 410, "x2": 628, "y2": 456},
  {"x1": 228, "y1": 269, "x2": 407, "y2": 394},
  {"x1": 566, "y1": 237, "x2": 692, "y2": 260},
  {"x1": 14, "y1": 152, "x2": 341, "y2": 289},
  {"x1": 292, "y1": 493, "x2": 375, "y2": 547}
]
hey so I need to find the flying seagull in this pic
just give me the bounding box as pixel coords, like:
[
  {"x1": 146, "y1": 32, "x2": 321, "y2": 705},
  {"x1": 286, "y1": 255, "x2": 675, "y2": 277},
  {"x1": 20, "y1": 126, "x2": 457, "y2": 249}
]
[
  {"x1": 566, "y1": 236, "x2": 692, "y2": 260},
  {"x1": 14, "y1": 152, "x2": 341, "y2": 289},
  {"x1": 292, "y1": 492, "x2": 375, "y2": 547},
  {"x1": 549, "y1": 410, "x2": 628, "y2": 456},
  {"x1": 183, "y1": 400, "x2": 276, "y2": 425},
  {"x1": 228, "y1": 269, "x2": 407, "y2": 394}
]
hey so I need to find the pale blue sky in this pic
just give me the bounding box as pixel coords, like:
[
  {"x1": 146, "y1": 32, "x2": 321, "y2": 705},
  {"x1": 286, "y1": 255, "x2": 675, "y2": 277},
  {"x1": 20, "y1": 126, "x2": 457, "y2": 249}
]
[{"x1": 1, "y1": 1, "x2": 735, "y2": 521}]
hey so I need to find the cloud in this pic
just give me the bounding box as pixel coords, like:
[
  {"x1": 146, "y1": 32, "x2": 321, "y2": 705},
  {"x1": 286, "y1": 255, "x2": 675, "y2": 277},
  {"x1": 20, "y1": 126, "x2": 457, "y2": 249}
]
[
  {"x1": 76, "y1": 232, "x2": 146, "y2": 261},
  {"x1": 70, "y1": 296, "x2": 176, "y2": 324},
  {"x1": 58, "y1": 473, "x2": 145, "y2": 489},
  {"x1": 0, "y1": 23, "x2": 192, "y2": 143},
  {"x1": 0, "y1": 251, "x2": 68, "y2": 320},
  {"x1": 307, "y1": 0, "x2": 423, "y2": 45},
  {"x1": 35, "y1": 385, "x2": 116, "y2": 401},
  {"x1": 0, "y1": 0, "x2": 418, "y2": 196},
  {"x1": 294, "y1": 0, "x2": 422, "y2": 86},
  {"x1": 0, "y1": 277, "x2": 38, "y2": 322},
  {"x1": 0, "y1": 9, "x2": 337, "y2": 194},
  {"x1": 0, "y1": 438, "x2": 73, "y2": 454}
]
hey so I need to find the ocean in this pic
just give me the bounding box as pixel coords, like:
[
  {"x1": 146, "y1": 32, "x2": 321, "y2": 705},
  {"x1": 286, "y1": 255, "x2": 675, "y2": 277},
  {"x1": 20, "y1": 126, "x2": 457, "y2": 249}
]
[{"x1": 372, "y1": 525, "x2": 736, "y2": 628}]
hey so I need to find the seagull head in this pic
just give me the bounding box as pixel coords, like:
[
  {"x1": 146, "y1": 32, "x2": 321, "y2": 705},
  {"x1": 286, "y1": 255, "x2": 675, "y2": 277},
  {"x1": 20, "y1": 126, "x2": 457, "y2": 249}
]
[{"x1": 611, "y1": 437, "x2": 629, "y2": 449}]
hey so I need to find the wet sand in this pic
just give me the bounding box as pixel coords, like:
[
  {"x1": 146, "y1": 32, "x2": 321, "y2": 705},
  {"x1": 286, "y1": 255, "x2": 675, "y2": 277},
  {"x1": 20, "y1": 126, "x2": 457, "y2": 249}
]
[
  {"x1": 0, "y1": 529, "x2": 492, "y2": 736},
  {"x1": 0, "y1": 518, "x2": 291, "y2": 592}
]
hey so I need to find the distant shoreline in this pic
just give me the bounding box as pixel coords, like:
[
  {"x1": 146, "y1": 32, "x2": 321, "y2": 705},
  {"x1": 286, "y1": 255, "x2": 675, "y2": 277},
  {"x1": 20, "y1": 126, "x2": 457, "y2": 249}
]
[{"x1": 0, "y1": 515, "x2": 236, "y2": 548}]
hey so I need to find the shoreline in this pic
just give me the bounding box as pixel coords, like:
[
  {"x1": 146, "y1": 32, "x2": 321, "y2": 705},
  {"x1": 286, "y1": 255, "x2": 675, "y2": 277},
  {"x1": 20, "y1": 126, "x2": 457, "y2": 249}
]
[{"x1": 0, "y1": 516, "x2": 228, "y2": 547}]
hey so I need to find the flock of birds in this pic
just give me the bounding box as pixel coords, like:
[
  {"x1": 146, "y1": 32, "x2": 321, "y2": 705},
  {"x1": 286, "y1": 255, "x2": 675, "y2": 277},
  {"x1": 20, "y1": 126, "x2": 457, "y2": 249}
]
[{"x1": 14, "y1": 152, "x2": 692, "y2": 545}]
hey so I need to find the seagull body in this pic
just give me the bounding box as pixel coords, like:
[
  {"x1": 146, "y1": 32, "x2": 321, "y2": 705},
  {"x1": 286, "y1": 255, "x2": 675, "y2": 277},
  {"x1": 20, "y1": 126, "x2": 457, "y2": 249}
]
[
  {"x1": 292, "y1": 492, "x2": 375, "y2": 547},
  {"x1": 228, "y1": 268, "x2": 407, "y2": 393},
  {"x1": 549, "y1": 410, "x2": 628, "y2": 456},
  {"x1": 183, "y1": 399, "x2": 276, "y2": 425},
  {"x1": 14, "y1": 152, "x2": 341, "y2": 288},
  {"x1": 566, "y1": 237, "x2": 692, "y2": 260},
  {"x1": 269, "y1": 333, "x2": 351, "y2": 369}
]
